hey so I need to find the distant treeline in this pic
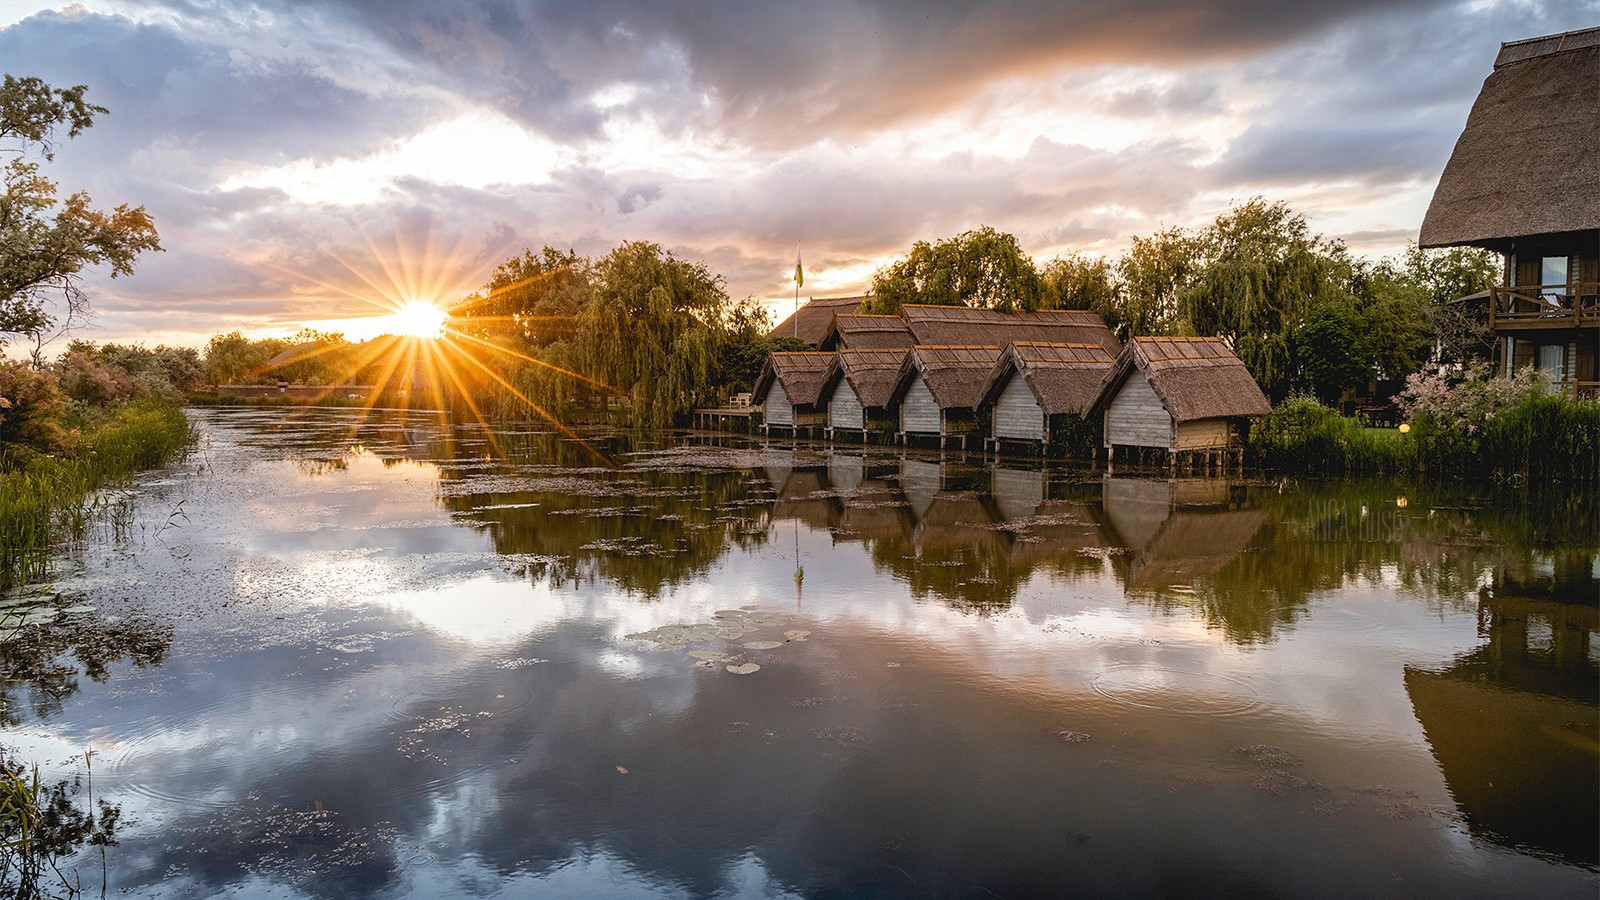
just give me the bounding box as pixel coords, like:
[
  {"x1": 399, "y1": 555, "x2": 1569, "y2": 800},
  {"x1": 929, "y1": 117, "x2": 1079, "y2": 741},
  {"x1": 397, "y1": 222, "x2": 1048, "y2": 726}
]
[{"x1": 187, "y1": 197, "x2": 1504, "y2": 428}]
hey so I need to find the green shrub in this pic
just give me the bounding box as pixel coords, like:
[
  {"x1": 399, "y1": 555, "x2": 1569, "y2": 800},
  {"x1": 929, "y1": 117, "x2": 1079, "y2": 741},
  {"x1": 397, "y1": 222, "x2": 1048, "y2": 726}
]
[{"x1": 1248, "y1": 395, "x2": 1414, "y2": 474}]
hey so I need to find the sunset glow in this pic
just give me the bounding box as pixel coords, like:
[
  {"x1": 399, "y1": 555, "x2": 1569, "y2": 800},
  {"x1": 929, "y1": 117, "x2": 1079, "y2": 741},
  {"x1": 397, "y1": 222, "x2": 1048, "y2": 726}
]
[{"x1": 377, "y1": 301, "x2": 448, "y2": 339}]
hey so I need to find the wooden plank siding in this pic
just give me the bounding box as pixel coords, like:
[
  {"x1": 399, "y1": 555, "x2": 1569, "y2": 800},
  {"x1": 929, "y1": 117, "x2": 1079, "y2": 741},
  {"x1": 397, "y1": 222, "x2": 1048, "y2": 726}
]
[
  {"x1": 900, "y1": 375, "x2": 941, "y2": 434},
  {"x1": 1104, "y1": 370, "x2": 1172, "y2": 448},
  {"x1": 993, "y1": 375, "x2": 1046, "y2": 441},
  {"x1": 765, "y1": 381, "x2": 793, "y2": 426},
  {"x1": 827, "y1": 379, "x2": 865, "y2": 431},
  {"x1": 1174, "y1": 418, "x2": 1231, "y2": 450}
]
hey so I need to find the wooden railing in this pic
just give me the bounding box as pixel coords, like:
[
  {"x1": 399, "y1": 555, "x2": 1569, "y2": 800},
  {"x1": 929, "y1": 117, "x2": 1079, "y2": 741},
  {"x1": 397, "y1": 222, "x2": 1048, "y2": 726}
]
[{"x1": 1489, "y1": 282, "x2": 1599, "y2": 329}]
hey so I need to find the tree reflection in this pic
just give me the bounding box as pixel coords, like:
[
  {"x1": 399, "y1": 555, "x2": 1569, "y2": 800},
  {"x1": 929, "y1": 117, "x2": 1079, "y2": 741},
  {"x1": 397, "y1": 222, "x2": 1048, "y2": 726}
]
[{"x1": 0, "y1": 609, "x2": 171, "y2": 726}]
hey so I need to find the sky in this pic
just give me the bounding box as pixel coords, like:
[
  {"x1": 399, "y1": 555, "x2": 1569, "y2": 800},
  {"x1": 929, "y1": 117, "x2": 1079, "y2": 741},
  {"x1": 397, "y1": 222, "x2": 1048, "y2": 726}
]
[{"x1": 1, "y1": 0, "x2": 1594, "y2": 347}]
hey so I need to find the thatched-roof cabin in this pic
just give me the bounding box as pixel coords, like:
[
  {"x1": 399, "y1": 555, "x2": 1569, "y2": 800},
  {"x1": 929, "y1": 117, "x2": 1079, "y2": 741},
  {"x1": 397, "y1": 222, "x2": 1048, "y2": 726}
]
[
  {"x1": 901, "y1": 305, "x2": 1121, "y2": 356},
  {"x1": 893, "y1": 345, "x2": 1003, "y2": 446},
  {"x1": 821, "y1": 348, "x2": 907, "y2": 439},
  {"x1": 819, "y1": 314, "x2": 916, "y2": 351},
  {"x1": 979, "y1": 341, "x2": 1114, "y2": 451},
  {"x1": 768, "y1": 296, "x2": 866, "y2": 347},
  {"x1": 1089, "y1": 337, "x2": 1270, "y2": 463},
  {"x1": 1419, "y1": 28, "x2": 1599, "y2": 395},
  {"x1": 751, "y1": 352, "x2": 834, "y2": 434}
]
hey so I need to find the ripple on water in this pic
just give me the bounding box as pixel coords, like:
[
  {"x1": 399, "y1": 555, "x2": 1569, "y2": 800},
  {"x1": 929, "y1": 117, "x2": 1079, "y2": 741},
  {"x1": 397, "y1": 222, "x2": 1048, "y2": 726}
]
[
  {"x1": 1090, "y1": 665, "x2": 1262, "y2": 718},
  {"x1": 96, "y1": 679, "x2": 322, "y2": 810}
]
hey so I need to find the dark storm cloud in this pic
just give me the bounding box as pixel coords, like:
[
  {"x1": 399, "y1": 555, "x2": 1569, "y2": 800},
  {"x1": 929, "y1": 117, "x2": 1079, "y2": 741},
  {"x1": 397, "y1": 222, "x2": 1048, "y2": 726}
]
[{"x1": 167, "y1": 0, "x2": 1459, "y2": 146}]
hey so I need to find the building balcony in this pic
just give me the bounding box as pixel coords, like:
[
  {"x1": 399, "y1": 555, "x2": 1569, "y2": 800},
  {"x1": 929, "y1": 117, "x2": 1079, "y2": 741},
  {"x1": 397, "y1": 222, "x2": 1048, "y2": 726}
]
[{"x1": 1490, "y1": 283, "x2": 1599, "y2": 331}]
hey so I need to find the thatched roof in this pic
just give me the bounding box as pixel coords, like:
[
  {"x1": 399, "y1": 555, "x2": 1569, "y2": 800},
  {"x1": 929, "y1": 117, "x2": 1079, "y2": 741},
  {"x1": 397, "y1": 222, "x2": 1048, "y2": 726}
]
[
  {"x1": 768, "y1": 296, "x2": 865, "y2": 346},
  {"x1": 901, "y1": 305, "x2": 1120, "y2": 355},
  {"x1": 1089, "y1": 337, "x2": 1270, "y2": 423},
  {"x1": 1419, "y1": 29, "x2": 1600, "y2": 250},
  {"x1": 979, "y1": 341, "x2": 1115, "y2": 416},
  {"x1": 823, "y1": 314, "x2": 916, "y2": 350},
  {"x1": 822, "y1": 348, "x2": 908, "y2": 409},
  {"x1": 896, "y1": 345, "x2": 1003, "y2": 410},
  {"x1": 751, "y1": 351, "x2": 835, "y2": 407}
]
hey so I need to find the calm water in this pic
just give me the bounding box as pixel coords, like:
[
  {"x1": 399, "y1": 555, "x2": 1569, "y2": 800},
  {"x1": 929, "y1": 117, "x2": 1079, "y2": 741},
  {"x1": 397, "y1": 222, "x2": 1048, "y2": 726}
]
[{"x1": 3, "y1": 407, "x2": 1597, "y2": 899}]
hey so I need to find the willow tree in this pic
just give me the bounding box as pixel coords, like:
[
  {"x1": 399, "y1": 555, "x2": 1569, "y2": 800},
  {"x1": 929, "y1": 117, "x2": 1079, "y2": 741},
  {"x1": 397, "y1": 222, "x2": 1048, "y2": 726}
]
[
  {"x1": 866, "y1": 226, "x2": 1044, "y2": 313},
  {"x1": 576, "y1": 241, "x2": 729, "y2": 426},
  {"x1": 1113, "y1": 227, "x2": 1196, "y2": 339},
  {"x1": 449, "y1": 246, "x2": 591, "y2": 349},
  {"x1": 1179, "y1": 199, "x2": 1354, "y2": 397}
]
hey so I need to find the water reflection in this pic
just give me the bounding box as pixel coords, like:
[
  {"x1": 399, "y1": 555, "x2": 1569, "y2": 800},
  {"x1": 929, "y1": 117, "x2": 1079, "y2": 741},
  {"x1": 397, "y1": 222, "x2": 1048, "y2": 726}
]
[
  {"x1": 9, "y1": 408, "x2": 1592, "y2": 899},
  {"x1": 1406, "y1": 592, "x2": 1598, "y2": 868}
]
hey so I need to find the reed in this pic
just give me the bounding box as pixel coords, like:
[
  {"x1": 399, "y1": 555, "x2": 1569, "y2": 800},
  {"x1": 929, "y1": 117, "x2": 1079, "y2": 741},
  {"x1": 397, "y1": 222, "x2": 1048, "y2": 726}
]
[{"x1": 0, "y1": 401, "x2": 194, "y2": 588}]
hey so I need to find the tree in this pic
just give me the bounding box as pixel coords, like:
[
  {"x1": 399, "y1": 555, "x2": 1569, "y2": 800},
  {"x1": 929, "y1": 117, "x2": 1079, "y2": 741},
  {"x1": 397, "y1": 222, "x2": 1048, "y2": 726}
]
[
  {"x1": 574, "y1": 241, "x2": 730, "y2": 425},
  {"x1": 449, "y1": 246, "x2": 591, "y2": 349},
  {"x1": 203, "y1": 331, "x2": 287, "y2": 386},
  {"x1": 866, "y1": 226, "x2": 1044, "y2": 313},
  {"x1": 1040, "y1": 252, "x2": 1118, "y2": 313},
  {"x1": 1, "y1": 75, "x2": 162, "y2": 358},
  {"x1": 1180, "y1": 199, "x2": 1354, "y2": 397},
  {"x1": 1112, "y1": 226, "x2": 1196, "y2": 339},
  {"x1": 1295, "y1": 302, "x2": 1369, "y2": 404}
]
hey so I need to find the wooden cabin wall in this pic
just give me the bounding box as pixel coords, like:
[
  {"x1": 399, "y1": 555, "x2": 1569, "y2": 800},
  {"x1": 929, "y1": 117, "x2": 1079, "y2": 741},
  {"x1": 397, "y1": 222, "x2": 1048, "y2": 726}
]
[
  {"x1": 828, "y1": 380, "x2": 865, "y2": 430},
  {"x1": 901, "y1": 375, "x2": 941, "y2": 434},
  {"x1": 1105, "y1": 370, "x2": 1172, "y2": 448},
  {"x1": 1174, "y1": 418, "x2": 1231, "y2": 450},
  {"x1": 766, "y1": 381, "x2": 794, "y2": 426},
  {"x1": 993, "y1": 375, "x2": 1046, "y2": 441}
]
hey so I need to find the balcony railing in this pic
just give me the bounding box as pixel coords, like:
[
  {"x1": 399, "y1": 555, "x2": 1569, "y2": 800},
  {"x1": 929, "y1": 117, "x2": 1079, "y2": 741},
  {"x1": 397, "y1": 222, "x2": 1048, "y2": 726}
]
[{"x1": 1489, "y1": 282, "x2": 1599, "y2": 330}]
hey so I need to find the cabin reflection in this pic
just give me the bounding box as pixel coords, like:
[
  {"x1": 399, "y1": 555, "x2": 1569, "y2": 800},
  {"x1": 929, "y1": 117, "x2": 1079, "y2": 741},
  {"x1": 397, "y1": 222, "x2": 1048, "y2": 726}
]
[
  {"x1": 1405, "y1": 592, "x2": 1598, "y2": 868},
  {"x1": 1100, "y1": 477, "x2": 1264, "y2": 591}
]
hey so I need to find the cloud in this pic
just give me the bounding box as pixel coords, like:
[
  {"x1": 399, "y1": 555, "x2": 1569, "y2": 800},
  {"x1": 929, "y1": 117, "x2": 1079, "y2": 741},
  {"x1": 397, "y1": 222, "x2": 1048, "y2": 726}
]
[{"x1": 5, "y1": 0, "x2": 1598, "y2": 345}]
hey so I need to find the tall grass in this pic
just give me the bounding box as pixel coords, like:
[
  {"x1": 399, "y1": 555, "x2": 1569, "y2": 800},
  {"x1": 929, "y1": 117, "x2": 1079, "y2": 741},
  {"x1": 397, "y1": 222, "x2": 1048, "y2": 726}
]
[{"x1": 0, "y1": 401, "x2": 193, "y2": 588}]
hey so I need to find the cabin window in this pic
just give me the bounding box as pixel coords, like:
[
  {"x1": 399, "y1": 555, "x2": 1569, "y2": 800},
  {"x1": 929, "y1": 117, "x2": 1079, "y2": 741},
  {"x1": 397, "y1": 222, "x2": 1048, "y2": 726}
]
[{"x1": 1541, "y1": 257, "x2": 1569, "y2": 297}]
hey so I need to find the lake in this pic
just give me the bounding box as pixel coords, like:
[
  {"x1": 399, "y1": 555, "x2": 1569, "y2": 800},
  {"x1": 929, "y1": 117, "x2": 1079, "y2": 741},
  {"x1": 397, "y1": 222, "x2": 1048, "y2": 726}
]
[{"x1": 2, "y1": 407, "x2": 1596, "y2": 898}]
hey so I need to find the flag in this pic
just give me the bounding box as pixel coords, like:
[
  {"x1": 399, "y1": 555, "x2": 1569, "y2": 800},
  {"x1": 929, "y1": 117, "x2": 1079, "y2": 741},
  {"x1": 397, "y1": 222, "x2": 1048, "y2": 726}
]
[{"x1": 793, "y1": 246, "x2": 804, "y2": 288}]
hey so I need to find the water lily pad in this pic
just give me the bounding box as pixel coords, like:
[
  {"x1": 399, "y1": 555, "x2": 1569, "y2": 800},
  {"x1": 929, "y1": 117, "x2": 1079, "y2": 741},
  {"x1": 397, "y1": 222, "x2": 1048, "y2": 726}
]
[
  {"x1": 712, "y1": 610, "x2": 748, "y2": 620},
  {"x1": 714, "y1": 628, "x2": 747, "y2": 640},
  {"x1": 687, "y1": 650, "x2": 729, "y2": 662},
  {"x1": 725, "y1": 663, "x2": 761, "y2": 675},
  {"x1": 742, "y1": 640, "x2": 782, "y2": 650},
  {"x1": 682, "y1": 628, "x2": 718, "y2": 643},
  {"x1": 783, "y1": 629, "x2": 811, "y2": 642}
]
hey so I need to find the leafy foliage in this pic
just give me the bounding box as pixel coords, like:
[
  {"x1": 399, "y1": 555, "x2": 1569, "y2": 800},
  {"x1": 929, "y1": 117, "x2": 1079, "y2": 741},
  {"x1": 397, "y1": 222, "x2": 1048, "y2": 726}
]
[
  {"x1": 1, "y1": 75, "x2": 161, "y2": 356},
  {"x1": 866, "y1": 226, "x2": 1044, "y2": 313}
]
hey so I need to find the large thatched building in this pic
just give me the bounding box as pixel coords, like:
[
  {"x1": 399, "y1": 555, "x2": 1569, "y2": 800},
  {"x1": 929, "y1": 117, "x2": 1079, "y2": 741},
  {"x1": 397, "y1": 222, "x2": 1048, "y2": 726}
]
[
  {"x1": 1089, "y1": 337, "x2": 1270, "y2": 464},
  {"x1": 768, "y1": 296, "x2": 866, "y2": 347},
  {"x1": 819, "y1": 314, "x2": 916, "y2": 351},
  {"x1": 1419, "y1": 27, "x2": 1599, "y2": 395},
  {"x1": 900, "y1": 305, "x2": 1121, "y2": 356},
  {"x1": 978, "y1": 341, "x2": 1115, "y2": 451},
  {"x1": 893, "y1": 345, "x2": 1003, "y2": 446},
  {"x1": 821, "y1": 348, "x2": 907, "y2": 439},
  {"x1": 751, "y1": 352, "x2": 834, "y2": 434}
]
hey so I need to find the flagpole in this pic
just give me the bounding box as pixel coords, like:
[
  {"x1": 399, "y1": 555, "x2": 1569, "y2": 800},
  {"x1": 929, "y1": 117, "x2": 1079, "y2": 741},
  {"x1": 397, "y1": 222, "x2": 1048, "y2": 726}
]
[{"x1": 793, "y1": 243, "x2": 801, "y2": 339}]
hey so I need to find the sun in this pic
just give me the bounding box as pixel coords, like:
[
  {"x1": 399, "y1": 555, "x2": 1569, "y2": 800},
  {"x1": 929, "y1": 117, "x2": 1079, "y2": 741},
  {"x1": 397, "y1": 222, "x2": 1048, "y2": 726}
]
[{"x1": 381, "y1": 300, "x2": 448, "y2": 338}]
